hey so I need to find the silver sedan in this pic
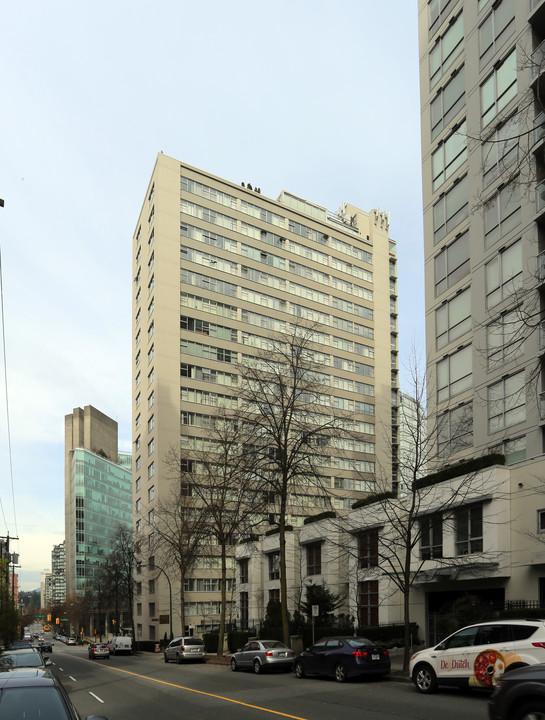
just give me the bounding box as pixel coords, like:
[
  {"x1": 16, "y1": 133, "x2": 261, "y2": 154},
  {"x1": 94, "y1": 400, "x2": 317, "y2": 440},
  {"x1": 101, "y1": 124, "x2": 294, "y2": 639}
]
[{"x1": 230, "y1": 640, "x2": 295, "y2": 674}]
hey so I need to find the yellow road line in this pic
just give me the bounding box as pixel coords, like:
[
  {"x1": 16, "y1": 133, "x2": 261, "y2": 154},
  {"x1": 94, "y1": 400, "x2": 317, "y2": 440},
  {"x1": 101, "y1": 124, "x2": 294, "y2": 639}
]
[{"x1": 84, "y1": 661, "x2": 309, "y2": 720}]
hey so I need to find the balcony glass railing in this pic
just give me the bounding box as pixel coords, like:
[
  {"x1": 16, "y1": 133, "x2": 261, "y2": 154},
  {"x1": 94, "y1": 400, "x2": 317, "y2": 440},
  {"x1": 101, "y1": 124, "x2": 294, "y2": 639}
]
[
  {"x1": 538, "y1": 251, "x2": 545, "y2": 282},
  {"x1": 540, "y1": 391, "x2": 545, "y2": 420},
  {"x1": 537, "y1": 181, "x2": 545, "y2": 214},
  {"x1": 532, "y1": 39, "x2": 545, "y2": 78},
  {"x1": 540, "y1": 321, "x2": 545, "y2": 349},
  {"x1": 530, "y1": 0, "x2": 545, "y2": 13},
  {"x1": 534, "y1": 113, "x2": 545, "y2": 146}
]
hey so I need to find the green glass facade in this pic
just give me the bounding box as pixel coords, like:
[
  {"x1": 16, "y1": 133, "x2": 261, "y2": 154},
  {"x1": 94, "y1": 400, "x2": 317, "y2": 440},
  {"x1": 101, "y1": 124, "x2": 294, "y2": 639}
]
[{"x1": 70, "y1": 449, "x2": 132, "y2": 594}]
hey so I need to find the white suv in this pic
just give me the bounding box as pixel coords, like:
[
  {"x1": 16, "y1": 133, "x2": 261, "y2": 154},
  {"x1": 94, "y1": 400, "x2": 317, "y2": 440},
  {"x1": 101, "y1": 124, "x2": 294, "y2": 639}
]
[{"x1": 410, "y1": 619, "x2": 545, "y2": 693}]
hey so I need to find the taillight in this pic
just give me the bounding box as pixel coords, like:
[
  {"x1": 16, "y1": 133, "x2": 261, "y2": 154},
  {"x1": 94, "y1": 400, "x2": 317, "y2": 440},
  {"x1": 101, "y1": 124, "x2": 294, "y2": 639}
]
[
  {"x1": 383, "y1": 650, "x2": 389, "y2": 656},
  {"x1": 181, "y1": 646, "x2": 185, "y2": 651},
  {"x1": 532, "y1": 642, "x2": 545, "y2": 649},
  {"x1": 353, "y1": 650, "x2": 368, "y2": 657},
  {"x1": 265, "y1": 651, "x2": 273, "y2": 657}
]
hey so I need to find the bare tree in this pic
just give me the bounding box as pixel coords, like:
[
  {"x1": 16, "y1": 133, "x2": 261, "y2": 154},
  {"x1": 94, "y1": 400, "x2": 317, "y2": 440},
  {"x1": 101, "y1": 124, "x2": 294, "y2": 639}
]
[
  {"x1": 236, "y1": 321, "x2": 352, "y2": 645},
  {"x1": 152, "y1": 476, "x2": 210, "y2": 635},
  {"x1": 169, "y1": 411, "x2": 267, "y2": 656}
]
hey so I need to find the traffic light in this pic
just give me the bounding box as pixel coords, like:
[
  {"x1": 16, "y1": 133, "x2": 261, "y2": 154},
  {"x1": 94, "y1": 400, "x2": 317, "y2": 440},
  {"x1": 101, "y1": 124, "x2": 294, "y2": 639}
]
[
  {"x1": 47, "y1": 614, "x2": 51, "y2": 622},
  {"x1": 56, "y1": 618, "x2": 59, "y2": 625}
]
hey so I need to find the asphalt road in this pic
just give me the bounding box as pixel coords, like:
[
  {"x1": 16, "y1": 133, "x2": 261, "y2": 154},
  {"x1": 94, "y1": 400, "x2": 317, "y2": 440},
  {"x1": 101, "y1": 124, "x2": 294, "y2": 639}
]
[{"x1": 50, "y1": 645, "x2": 491, "y2": 720}]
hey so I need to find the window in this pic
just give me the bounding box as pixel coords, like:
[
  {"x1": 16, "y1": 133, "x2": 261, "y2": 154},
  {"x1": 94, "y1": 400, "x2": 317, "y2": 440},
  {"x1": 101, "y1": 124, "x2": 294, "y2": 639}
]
[
  {"x1": 455, "y1": 505, "x2": 483, "y2": 555},
  {"x1": 149, "y1": 603, "x2": 155, "y2": 617},
  {"x1": 429, "y1": 0, "x2": 458, "y2": 37},
  {"x1": 148, "y1": 299, "x2": 154, "y2": 317},
  {"x1": 490, "y1": 435, "x2": 526, "y2": 465},
  {"x1": 479, "y1": 0, "x2": 515, "y2": 68},
  {"x1": 135, "y1": 498, "x2": 141, "y2": 512},
  {"x1": 269, "y1": 588, "x2": 280, "y2": 603},
  {"x1": 135, "y1": 413, "x2": 141, "y2": 429},
  {"x1": 239, "y1": 558, "x2": 249, "y2": 584},
  {"x1": 268, "y1": 552, "x2": 280, "y2": 580},
  {"x1": 429, "y1": 12, "x2": 464, "y2": 88},
  {"x1": 434, "y1": 231, "x2": 470, "y2": 296},
  {"x1": 148, "y1": 391, "x2": 154, "y2": 409},
  {"x1": 306, "y1": 543, "x2": 322, "y2": 575},
  {"x1": 437, "y1": 345, "x2": 472, "y2": 402},
  {"x1": 135, "y1": 392, "x2": 141, "y2": 408},
  {"x1": 135, "y1": 456, "x2": 141, "y2": 471},
  {"x1": 488, "y1": 370, "x2": 526, "y2": 432},
  {"x1": 135, "y1": 477, "x2": 141, "y2": 492},
  {"x1": 148, "y1": 438, "x2": 154, "y2": 455},
  {"x1": 482, "y1": 114, "x2": 518, "y2": 188},
  {"x1": 148, "y1": 462, "x2": 155, "y2": 480},
  {"x1": 431, "y1": 66, "x2": 465, "y2": 139},
  {"x1": 484, "y1": 182, "x2": 521, "y2": 247},
  {"x1": 148, "y1": 579, "x2": 155, "y2": 594},
  {"x1": 137, "y1": 603, "x2": 142, "y2": 616},
  {"x1": 420, "y1": 514, "x2": 443, "y2": 559},
  {"x1": 485, "y1": 240, "x2": 522, "y2": 308},
  {"x1": 481, "y1": 48, "x2": 517, "y2": 128},
  {"x1": 487, "y1": 308, "x2": 525, "y2": 369},
  {"x1": 135, "y1": 371, "x2": 141, "y2": 387},
  {"x1": 438, "y1": 403, "x2": 473, "y2": 457},
  {"x1": 432, "y1": 121, "x2": 467, "y2": 191},
  {"x1": 435, "y1": 287, "x2": 471, "y2": 349},
  {"x1": 148, "y1": 368, "x2": 154, "y2": 386},
  {"x1": 136, "y1": 519, "x2": 141, "y2": 534},
  {"x1": 148, "y1": 321, "x2": 154, "y2": 341},
  {"x1": 148, "y1": 509, "x2": 155, "y2": 524},
  {"x1": 148, "y1": 415, "x2": 154, "y2": 432},
  {"x1": 148, "y1": 485, "x2": 155, "y2": 502},
  {"x1": 240, "y1": 592, "x2": 249, "y2": 629},
  {"x1": 148, "y1": 345, "x2": 154, "y2": 364},
  {"x1": 433, "y1": 175, "x2": 469, "y2": 243},
  {"x1": 538, "y1": 509, "x2": 545, "y2": 534},
  {"x1": 358, "y1": 580, "x2": 378, "y2": 627},
  {"x1": 135, "y1": 435, "x2": 141, "y2": 451},
  {"x1": 358, "y1": 530, "x2": 378, "y2": 568}
]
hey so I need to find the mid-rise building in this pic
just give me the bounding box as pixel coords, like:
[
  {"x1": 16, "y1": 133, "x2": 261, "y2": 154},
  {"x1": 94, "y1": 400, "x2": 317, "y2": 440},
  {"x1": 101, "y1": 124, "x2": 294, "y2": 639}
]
[
  {"x1": 64, "y1": 406, "x2": 132, "y2": 597},
  {"x1": 132, "y1": 154, "x2": 399, "y2": 640}
]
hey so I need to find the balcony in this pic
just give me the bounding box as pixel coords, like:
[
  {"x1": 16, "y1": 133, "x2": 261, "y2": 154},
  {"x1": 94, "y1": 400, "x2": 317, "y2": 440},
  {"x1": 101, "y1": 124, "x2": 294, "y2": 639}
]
[
  {"x1": 534, "y1": 113, "x2": 545, "y2": 150},
  {"x1": 540, "y1": 390, "x2": 545, "y2": 420},
  {"x1": 530, "y1": 0, "x2": 545, "y2": 29},
  {"x1": 538, "y1": 250, "x2": 545, "y2": 283}
]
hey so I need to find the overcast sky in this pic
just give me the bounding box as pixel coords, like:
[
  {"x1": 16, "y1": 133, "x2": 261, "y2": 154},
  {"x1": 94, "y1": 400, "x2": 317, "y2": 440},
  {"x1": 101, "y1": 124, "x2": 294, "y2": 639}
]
[{"x1": 0, "y1": 0, "x2": 423, "y2": 591}]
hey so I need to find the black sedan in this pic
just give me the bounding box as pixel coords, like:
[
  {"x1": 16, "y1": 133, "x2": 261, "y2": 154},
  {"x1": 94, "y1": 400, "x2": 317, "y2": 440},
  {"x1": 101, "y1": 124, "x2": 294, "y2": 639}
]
[
  {"x1": 489, "y1": 663, "x2": 545, "y2": 720},
  {"x1": 294, "y1": 636, "x2": 390, "y2": 683}
]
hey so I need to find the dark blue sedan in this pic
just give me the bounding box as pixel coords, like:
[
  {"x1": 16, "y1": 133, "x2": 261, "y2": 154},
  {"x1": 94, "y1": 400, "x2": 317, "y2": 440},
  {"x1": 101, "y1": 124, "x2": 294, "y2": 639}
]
[{"x1": 294, "y1": 636, "x2": 390, "y2": 683}]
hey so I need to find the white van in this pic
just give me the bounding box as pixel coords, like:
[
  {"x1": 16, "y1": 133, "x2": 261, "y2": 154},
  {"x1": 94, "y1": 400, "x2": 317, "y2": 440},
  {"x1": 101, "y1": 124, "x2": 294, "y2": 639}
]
[{"x1": 110, "y1": 636, "x2": 133, "y2": 655}]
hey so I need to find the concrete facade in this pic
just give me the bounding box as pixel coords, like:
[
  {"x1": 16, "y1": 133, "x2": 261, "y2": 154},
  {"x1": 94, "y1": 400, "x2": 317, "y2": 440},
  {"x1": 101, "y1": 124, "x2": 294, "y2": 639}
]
[{"x1": 132, "y1": 154, "x2": 399, "y2": 641}]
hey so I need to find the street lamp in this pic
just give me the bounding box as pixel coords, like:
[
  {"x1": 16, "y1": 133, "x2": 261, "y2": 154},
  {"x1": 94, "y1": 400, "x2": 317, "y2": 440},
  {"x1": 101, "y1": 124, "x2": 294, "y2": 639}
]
[{"x1": 151, "y1": 563, "x2": 173, "y2": 641}]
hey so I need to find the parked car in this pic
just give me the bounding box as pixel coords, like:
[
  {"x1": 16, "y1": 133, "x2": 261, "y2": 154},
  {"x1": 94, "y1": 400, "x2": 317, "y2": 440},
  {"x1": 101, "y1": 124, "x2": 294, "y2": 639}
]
[
  {"x1": 0, "y1": 649, "x2": 52, "y2": 671},
  {"x1": 0, "y1": 668, "x2": 109, "y2": 719},
  {"x1": 410, "y1": 619, "x2": 545, "y2": 694},
  {"x1": 110, "y1": 636, "x2": 132, "y2": 656},
  {"x1": 9, "y1": 640, "x2": 33, "y2": 650},
  {"x1": 230, "y1": 640, "x2": 294, "y2": 674},
  {"x1": 66, "y1": 638, "x2": 77, "y2": 646},
  {"x1": 488, "y1": 662, "x2": 545, "y2": 720},
  {"x1": 164, "y1": 636, "x2": 206, "y2": 664},
  {"x1": 39, "y1": 640, "x2": 53, "y2": 654},
  {"x1": 88, "y1": 643, "x2": 110, "y2": 660},
  {"x1": 294, "y1": 636, "x2": 390, "y2": 683}
]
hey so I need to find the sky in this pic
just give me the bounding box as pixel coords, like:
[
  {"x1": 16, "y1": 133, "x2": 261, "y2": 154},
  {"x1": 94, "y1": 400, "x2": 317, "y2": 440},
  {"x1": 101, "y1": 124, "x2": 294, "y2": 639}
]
[{"x1": 0, "y1": 0, "x2": 424, "y2": 591}]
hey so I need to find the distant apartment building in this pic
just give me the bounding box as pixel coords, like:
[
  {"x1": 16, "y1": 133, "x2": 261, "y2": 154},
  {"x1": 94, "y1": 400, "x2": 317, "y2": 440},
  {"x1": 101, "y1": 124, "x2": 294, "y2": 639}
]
[
  {"x1": 132, "y1": 153, "x2": 399, "y2": 640},
  {"x1": 64, "y1": 406, "x2": 132, "y2": 597},
  {"x1": 50, "y1": 541, "x2": 66, "y2": 606}
]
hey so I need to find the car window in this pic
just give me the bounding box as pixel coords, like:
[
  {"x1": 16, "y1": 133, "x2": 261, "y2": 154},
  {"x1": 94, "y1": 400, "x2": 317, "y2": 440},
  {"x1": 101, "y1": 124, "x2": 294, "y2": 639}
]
[
  {"x1": 325, "y1": 639, "x2": 343, "y2": 649},
  {"x1": 262, "y1": 641, "x2": 284, "y2": 649},
  {"x1": 241, "y1": 643, "x2": 251, "y2": 652},
  {"x1": 311, "y1": 639, "x2": 328, "y2": 651},
  {"x1": 184, "y1": 638, "x2": 204, "y2": 646},
  {"x1": 347, "y1": 637, "x2": 372, "y2": 648},
  {"x1": 476, "y1": 624, "x2": 512, "y2": 645},
  {"x1": 250, "y1": 642, "x2": 259, "y2": 651},
  {"x1": 511, "y1": 624, "x2": 540, "y2": 641},
  {"x1": 441, "y1": 626, "x2": 480, "y2": 649}
]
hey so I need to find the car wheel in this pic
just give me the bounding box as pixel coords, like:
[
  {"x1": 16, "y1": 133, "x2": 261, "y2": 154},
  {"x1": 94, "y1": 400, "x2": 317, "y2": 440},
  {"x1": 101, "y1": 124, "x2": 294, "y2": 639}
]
[
  {"x1": 514, "y1": 701, "x2": 545, "y2": 720},
  {"x1": 253, "y1": 659, "x2": 262, "y2": 674},
  {"x1": 413, "y1": 664, "x2": 438, "y2": 694},
  {"x1": 294, "y1": 661, "x2": 305, "y2": 678},
  {"x1": 164, "y1": 653, "x2": 169, "y2": 663},
  {"x1": 334, "y1": 663, "x2": 347, "y2": 683},
  {"x1": 176, "y1": 653, "x2": 182, "y2": 664},
  {"x1": 230, "y1": 657, "x2": 238, "y2": 672}
]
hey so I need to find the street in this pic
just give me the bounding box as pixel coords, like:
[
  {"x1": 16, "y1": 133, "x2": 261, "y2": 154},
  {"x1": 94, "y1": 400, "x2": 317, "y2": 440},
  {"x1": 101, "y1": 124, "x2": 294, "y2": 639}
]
[{"x1": 50, "y1": 645, "x2": 491, "y2": 720}]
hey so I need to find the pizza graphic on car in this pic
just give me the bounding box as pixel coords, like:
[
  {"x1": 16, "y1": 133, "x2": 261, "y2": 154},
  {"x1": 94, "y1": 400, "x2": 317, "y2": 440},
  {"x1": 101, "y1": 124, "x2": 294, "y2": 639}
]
[{"x1": 410, "y1": 620, "x2": 545, "y2": 694}]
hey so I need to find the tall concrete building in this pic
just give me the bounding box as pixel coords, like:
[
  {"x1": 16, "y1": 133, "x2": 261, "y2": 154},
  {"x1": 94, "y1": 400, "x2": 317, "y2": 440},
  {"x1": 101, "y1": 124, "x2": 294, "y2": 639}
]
[
  {"x1": 64, "y1": 406, "x2": 132, "y2": 598},
  {"x1": 415, "y1": 0, "x2": 545, "y2": 621},
  {"x1": 418, "y1": 0, "x2": 545, "y2": 464},
  {"x1": 50, "y1": 541, "x2": 66, "y2": 606},
  {"x1": 132, "y1": 153, "x2": 399, "y2": 641}
]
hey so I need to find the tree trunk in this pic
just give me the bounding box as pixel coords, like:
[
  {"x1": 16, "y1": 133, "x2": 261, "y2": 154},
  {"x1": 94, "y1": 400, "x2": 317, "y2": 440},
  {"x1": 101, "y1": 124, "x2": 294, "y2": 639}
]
[
  {"x1": 217, "y1": 544, "x2": 227, "y2": 657},
  {"x1": 279, "y1": 509, "x2": 290, "y2": 646}
]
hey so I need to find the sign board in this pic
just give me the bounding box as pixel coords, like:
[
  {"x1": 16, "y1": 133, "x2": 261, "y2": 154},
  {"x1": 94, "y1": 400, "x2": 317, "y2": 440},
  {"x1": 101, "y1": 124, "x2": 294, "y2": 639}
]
[
  {"x1": 35, "y1": 615, "x2": 45, "y2": 619},
  {"x1": 188, "y1": 622, "x2": 194, "y2": 629},
  {"x1": 312, "y1": 605, "x2": 319, "y2": 617},
  {"x1": 159, "y1": 615, "x2": 169, "y2": 624},
  {"x1": 60, "y1": 618, "x2": 69, "y2": 622}
]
